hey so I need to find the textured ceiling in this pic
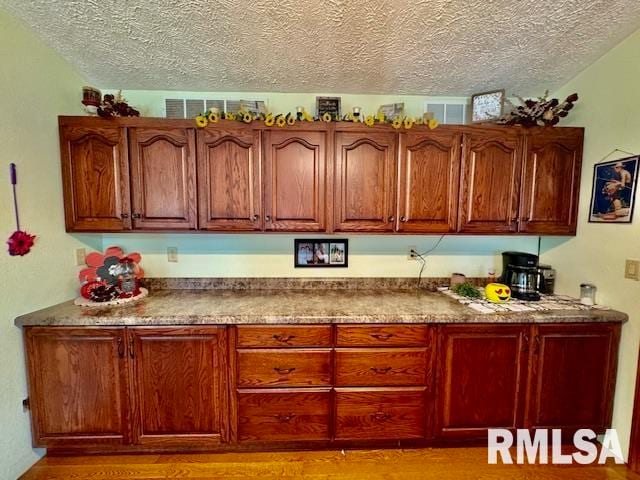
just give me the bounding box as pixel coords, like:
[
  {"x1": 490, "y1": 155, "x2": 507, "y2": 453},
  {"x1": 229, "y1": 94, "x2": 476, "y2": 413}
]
[{"x1": 2, "y1": 0, "x2": 640, "y2": 95}]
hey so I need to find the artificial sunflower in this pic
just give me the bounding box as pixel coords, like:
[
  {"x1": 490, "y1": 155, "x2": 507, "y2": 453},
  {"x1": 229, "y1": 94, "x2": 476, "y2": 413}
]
[
  {"x1": 403, "y1": 116, "x2": 415, "y2": 129},
  {"x1": 195, "y1": 115, "x2": 208, "y2": 128},
  {"x1": 415, "y1": 117, "x2": 424, "y2": 125},
  {"x1": 286, "y1": 114, "x2": 296, "y2": 126},
  {"x1": 226, "y1": 112, "x2": 236, "y2": 121},
  {"x1": 391, "y1": 116, "x2": 402, "y2": 129},
  {"x1": 303, "y1": 110, "x2": 314, "y2": 122},
  {"x1": 364, "y1": 115, "x2": 375, "y2": 127},
  {"x1": 207, "y1": 112, "x2": 220, "y2": 123},
  {"x1": 344, "y1": 112, "x2": 354, "y2": 122},
  {"x1": 376, "y1": 112, "x2": 385, "y2": 123},
  {"x1": 322, "y1": 112, "x2": 332, "y2": 122},
  {"x1": 428, "y1": 118, "x2": 439, "y2": 130},
  {"x1": 276, "y1": 115, "x2": 287, "y2": 128},
  {"x1": 265, "y1": 113, "x2": 275, "y2": 127},
  {"x1": 242, "y1": 112, "x2": 252, "y2": 124}
]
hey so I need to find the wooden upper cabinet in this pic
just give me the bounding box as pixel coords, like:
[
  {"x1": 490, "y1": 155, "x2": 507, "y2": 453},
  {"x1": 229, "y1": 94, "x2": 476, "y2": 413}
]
[
  {"x1": 25, "y1": 327, "x2": 130, "y2": 448},
  {"x1": 334, "y1": 131, "x2": 398, "y2": 232},
  {"x1": 197, "y1": 128, "x2": 262, "y2": 231},
  {"x1": 458, "y1": 129, "x2": 524, "y2": 233},
  {"x1": 263, "y1": 130, "x2": 327, "y2": 231},
  {"x1": 526, "y1": 323, "x2": 620, "y2": 433},
  {"x1": 129, "y1": 326, "x2": 228, "y2": 448},
  {"x1": 436, "y1": 324, "x2": 529, "y2": 440},
  {"x1": 129, "y1": 128, "x2": 197, "y2": 230},
  {"x1": 398, "y1": 130, "x2": 461, "y2": 233},
  {"x1": 60, "y1": 124, "x2": 130, "y2": 231},
  {"x1": 519, "y1": 128, "x2": 584, "y2": 235}
]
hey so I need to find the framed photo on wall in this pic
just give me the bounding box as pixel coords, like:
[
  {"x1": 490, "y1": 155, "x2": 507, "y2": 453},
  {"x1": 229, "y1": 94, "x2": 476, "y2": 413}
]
[
  {"x1": 295, "y1": 239, "x2": 348, "y2": 268},
  {"x1": 316, "y1": 97, "x2": 341, "y2": 120},
  {"x1": 589, "y1": 155, "x2": 639, "y2": 223},
  {"x1": 471, "y1": 89, "x2": 505, "y2": 123}
]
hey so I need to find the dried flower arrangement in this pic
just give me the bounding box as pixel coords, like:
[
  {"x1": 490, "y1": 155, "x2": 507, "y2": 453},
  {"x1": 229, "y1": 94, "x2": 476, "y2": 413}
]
[
  {"x1": 97, "y1": 90, "x2": 140, "y2": 118},
  {"x1": 498, "y1": 91, "x2": 578, "y2": 127}
]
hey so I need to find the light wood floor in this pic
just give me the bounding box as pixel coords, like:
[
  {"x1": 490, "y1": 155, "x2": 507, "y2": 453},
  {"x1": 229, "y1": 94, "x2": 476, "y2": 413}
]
[{"x1": 20, "y1": 447, "x2": 640, "y2": 480}]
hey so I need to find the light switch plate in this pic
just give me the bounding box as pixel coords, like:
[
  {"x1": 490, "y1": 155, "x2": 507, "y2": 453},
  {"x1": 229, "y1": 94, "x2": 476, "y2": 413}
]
[
  {"x1": 167, "y1": 247, "x2": 178, "y2": 263},
  {"x1": 625, "y1": 259, "x2": 640, "y2": 281},
  {"x1": 75, "y1": 248, "x2": 86, "y2": 266}
]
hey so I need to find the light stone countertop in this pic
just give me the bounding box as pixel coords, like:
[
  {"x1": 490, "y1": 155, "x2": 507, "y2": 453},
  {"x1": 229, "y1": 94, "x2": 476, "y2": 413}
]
[{"x1": 14, "y1": 288, "x2": 628, "y2": 327}]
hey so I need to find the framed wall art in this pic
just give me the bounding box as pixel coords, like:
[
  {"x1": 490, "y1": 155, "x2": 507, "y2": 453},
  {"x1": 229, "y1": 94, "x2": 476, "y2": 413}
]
[
  {"x1": 295, "y1": 239, "x2": 348, "y2": 268},
  {"x1": 589, "y1": 155, "x2": 639, "y2": 223},
  {"x1": 316, "y1": 96, "x2": 341, "y2": 119},
  {"x1": 471, "y1": 89, "x2": 505, "y2": 123}
]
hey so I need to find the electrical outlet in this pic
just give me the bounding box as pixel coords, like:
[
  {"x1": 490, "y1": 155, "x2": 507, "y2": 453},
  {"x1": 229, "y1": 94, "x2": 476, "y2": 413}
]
[
  {"x1": 408, "y1": 246, "x2": 418, "y2": 260},
  {"x1": 75, "y1": 248, "x2": 86, "y2": 266},
  {"x1": 167, "y1": 247, "x2": 178, "y2": 263},
  {"x1": 625, "y1": 259, "x2": 640, "y2": 280}
]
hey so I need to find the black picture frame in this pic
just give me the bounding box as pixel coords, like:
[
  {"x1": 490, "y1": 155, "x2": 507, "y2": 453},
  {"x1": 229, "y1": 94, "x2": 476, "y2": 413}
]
[
  {"x1": 588, "y1": 155, "x2": 639, "y2": 224},
  {"x1": 316, "y1": 96, "x2": 341, "y2": 119},
  {"x1": 294, "y1": 239, "x2": 348, "y2": 268}
]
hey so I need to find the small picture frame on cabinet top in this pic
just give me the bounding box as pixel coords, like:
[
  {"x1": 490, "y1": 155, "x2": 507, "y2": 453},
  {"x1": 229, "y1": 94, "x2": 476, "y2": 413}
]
[
  {"x1": 471, "y1": 89, "x2": 505, "y2": 123},
  {"x1": 316, "y1": 96, "x2": 341, "y2": 119}
]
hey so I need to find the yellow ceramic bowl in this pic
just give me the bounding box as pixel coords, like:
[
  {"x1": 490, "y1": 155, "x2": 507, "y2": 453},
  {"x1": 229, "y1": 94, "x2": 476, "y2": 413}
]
[{"x1": 485, "y1": 283, "x2": 511, "y2": 303}]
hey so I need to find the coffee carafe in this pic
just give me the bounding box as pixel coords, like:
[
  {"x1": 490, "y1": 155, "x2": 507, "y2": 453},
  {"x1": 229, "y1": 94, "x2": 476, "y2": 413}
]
[{"x1": 501, "y1": 251, "x2": 541, "y2": 301}]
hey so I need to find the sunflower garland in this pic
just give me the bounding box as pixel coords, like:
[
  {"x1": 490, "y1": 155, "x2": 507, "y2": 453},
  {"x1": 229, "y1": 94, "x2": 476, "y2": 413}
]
[{"x1": 194, "y1": 107, "x2": 438, "y2": 130}]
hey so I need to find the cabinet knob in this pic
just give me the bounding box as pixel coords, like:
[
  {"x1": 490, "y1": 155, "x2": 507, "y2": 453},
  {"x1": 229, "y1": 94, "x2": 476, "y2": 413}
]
[
  {"x1": 400, "y1": 216, "x2": 407, "y2": 222},
  {"x1": 265, "y1": 215, "x2": 272, "y2": 222},
  {"x1": 252, "y1": 214, "x2": 260, "y2": 221},
  {"x1": 132, "y1": 213, "x2": 142, "y2": 219},
  {"x1": 120, "y1": 213, "x2": 129, "y2": 219},
  {"x1": 388, "y1": 216, "x2": 395, "y2": 222}
]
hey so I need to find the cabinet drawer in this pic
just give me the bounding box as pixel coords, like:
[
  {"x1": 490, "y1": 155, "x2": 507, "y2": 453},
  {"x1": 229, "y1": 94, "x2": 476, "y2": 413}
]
[
  {"x1": 237, "y1": 325, "x2": 332, "y2": 348},
  {"x1": 237, "y1": 349, "x2": 331, "y2": 387},
  {"x1": 335, "y1": 348, "x2": 427, "y2": 386},
  {"x1": 336, "y1": 325, "x2": 430, "y2": 347},
  {"x1": 238, "y1": 389, "x2": 330, "y2": 442},
  {"x1": 335, "y1": 388, "x2": 426, "y2": 440}
]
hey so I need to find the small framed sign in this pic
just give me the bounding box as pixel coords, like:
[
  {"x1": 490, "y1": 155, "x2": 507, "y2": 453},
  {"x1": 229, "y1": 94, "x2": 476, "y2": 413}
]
[
  {"x1": 471, "y1": 89, "x2": 505, "y2": 123},
  {"x1": 316, "y1": 96, "x2": 341, "y2": 119},
  {"x1": 295, "y1": 239, "x2": 348, "y2": 268}
]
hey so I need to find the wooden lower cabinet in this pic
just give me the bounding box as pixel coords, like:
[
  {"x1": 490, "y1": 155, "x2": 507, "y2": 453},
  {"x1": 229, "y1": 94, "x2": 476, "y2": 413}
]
[
  {"x1": 238, "y1": 389, "x2": 331, "y2": 442},
  {"x1": 128, "y1": 327, "x2": 228, "y2": 448},
  {"x1": 23, "y1": 322, "x2": 620, "y2": 453},
  {"x1": 436, "y1": 325, "x2": 529, "y2": 440},
  {"x1": 526, "y1": 323, "x2": 620, "y2": 433},
  {"x1": 335, "y1": 388, "x2": 427, "y2": 440},
  {"x1": 25, "y1": 327, "x2": 130, "y2": 448}
]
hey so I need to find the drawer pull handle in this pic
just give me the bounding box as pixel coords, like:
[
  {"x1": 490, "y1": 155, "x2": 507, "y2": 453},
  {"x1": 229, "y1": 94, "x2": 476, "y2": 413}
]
[
  {"x1": 371, "y1": 333, "x2": 393, "y2": 341},
  {"x1": 273, "y1": 367, "x2": 296, "y2": 375},
  {"x1": 371, "y1": 411, "x2": 392, "y2": 422},
  {"x1": 273, "y1": 334, "x2": 295, "y2": 344},
  {"x1": 370, "y1": 366, "x2": 393, "y2": 374},
  {"x1": 275, "y1": 413, "x2": 296, "y2": 423}
]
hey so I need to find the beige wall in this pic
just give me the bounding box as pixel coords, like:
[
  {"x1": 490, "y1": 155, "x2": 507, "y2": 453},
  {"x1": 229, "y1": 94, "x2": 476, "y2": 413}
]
[
  {"x1": 541, "y1": 28, "x2": 640, "y2": 459},
  {"x1": 0, "y1": 10, "x2": 97, "y2": 479}
]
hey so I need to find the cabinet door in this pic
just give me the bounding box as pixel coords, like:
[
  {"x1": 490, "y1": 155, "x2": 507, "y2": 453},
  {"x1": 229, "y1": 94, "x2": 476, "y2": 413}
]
[
  {"x1": 398, "y1": 130, "x2": 461, "y2": 233},
  {"x1": 519, "y1": 129, "x2": 583, "y2": 235},
  {"x1": 526, "y1": 323, "x2": 620, "y2": 433},
  {"x1": 60, "y1": 124, "x2": 130, "y2": 231},
  {"x1": 436, "y1": 325, "x2": 529, "y2": 440},
  {"x1": 129, "y1": 326, "x2": 228, "y2": 448},
  {"x1": 458, "y1": 130, "x2": 523, "y2": 233},
  {"x1": 197, "y1": 128, "x2": 262, "y2": 231},
  {"x1": 25, "y1": 327, "x2": 129, "y2": 448},
  {"x1": 334, "y1": 131, "x2": 398, "y2": 232},
  {"x1": 264, "y1": 130, "x2": 326, "y2": 231},
  {"x1": 129, "y1": 128, "x2": 197, "y2": 230}
]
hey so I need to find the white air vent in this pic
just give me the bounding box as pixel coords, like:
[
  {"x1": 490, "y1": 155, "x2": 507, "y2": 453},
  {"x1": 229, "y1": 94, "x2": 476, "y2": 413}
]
[
  {"x1": 164, "y1": 98, "x2": 263, "y2": 118},
  {"x1": 425, "y1": 102, "x2": 468, "y2": 125}
]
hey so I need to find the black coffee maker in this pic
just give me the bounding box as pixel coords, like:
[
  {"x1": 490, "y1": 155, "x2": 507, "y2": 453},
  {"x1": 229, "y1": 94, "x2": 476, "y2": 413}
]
[{"x1": 501, "y1": 251, "x2": 541, "y2": 301}]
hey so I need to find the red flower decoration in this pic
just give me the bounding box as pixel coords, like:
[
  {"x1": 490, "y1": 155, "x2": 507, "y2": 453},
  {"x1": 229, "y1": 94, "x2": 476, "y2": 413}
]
[{"x1": 7, "y1": 230, "x2": 36, "y2": 256}]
